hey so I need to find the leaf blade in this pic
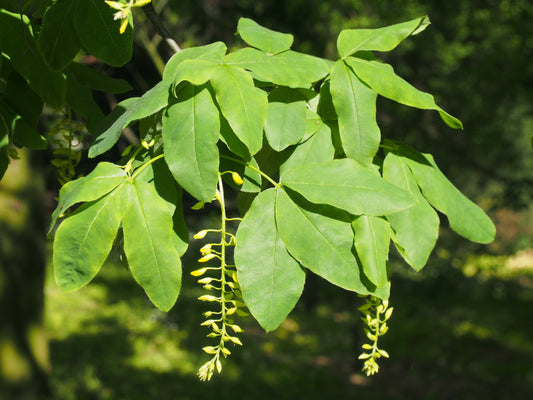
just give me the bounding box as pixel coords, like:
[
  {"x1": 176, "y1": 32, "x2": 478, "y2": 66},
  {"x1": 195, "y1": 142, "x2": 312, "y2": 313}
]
[
  {"x1": 235, "y1": 189, "x2": 305, "y2": 332},
  {"x1": 53, "y1": 184, "x2": 127, "y2": 291},
  {"x1": 281, "y1": 159, "x2": 416, "y2": 216},
  {"x1": 330, "y1": 60, "x2": 380, "y2": 165},
  {"x1": 122, "y1": 180, "x2": 182, "y2": 312},
  {"x1": 162, "y1": 84, "x2": 220, "y2": 202}
]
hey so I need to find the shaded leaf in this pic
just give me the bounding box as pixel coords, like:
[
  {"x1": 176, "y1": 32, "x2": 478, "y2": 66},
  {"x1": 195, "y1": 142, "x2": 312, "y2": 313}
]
[
  {"x1": 74, "y1": 0, "x2": 133, "y2": 67},
  {"x1": 264, "y1": 87, "x2": 307, "y2": 151},
  {"x1": 0, "y1": 10, "x2": 66, "y2": 108},
  {"x1": 38, "y1": 0, "x2": 81, "y2": 70},
  {"x1": 67, "y1": 62, "x2": 132, "y2": 93}
]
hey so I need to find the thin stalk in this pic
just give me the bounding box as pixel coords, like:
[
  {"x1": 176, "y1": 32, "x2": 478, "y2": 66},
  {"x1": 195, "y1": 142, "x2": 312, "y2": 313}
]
[{"x1": 220, "y1": 154, "x2": 280, "y2": 189}]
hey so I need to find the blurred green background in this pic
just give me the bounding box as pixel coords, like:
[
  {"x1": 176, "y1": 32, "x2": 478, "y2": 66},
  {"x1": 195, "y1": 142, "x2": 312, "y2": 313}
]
[{"x1": 2, "y1": 0, "x2": 533, "y2": 399}]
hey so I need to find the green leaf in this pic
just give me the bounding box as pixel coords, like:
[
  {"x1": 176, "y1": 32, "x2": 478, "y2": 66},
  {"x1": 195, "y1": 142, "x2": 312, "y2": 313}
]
[
  {"x1": 135, "y1": 158, "x2": 189, "y2": 257},
  {"x1": 236, "y1": 18, "x2": 294, "y2": 55},
  {"x1": 235, "y1": 189, "x2": 305, "y2": 332},
  {"x1": 281, "y1": 159, "x2": 416, "y2": 216},
  {"x1": 210, "y1": 65, "x2": 267, "y2": 155},
  {"x1": 162, "y1": 84, "x2": 220, "y2": 202},
  {"x1": 392, "y1": 142, "x2": 495, "y2": 244},
  {"x1": 330, "y1": 60, "x2": 380, "y2": 166},
  {"x1": 48, "y1": 162, "x2": 127, "y2": 235},
  {"x1": 38, "y1": 0, "x2": 81, "y2": 70},
  {"x1": 0, "y1": 98, "x2": 45, "y2": 150},
  {"x1": 74, "y1": 0, "x2": 133, "y2": 67},
  {"x1": 65, "y1": 74, "x2": 105, "y2": 132},
  {"x1": 337, "y1": 16, "x2": 430, "y2": 57},
  {"x1": 163, "y1": 42, "x2": 227, "y2": 82},
  {"x1": 89, "y1": 80, "x2": 171, "y2": 157},
  {"x1": 352, "y1": 216, "x2": 390, "y2": 288},
  {"x1": 53, "y1": 184, "x2": 127, "y2": 291},
  {"x1": 224, "y1": 48, "x2": 330, "y2": 88},
  {"x1": 280, "y1": 122, "x2": 334, "y2": 176},
  {"x1": 4, "y1": 69, "x2": 43, "y2": 127},
  {"x1": 276, "y1": 189, "x2": 388, "y2": 299},
  {"x1": 264, "y1": 87, "x2": 307, "y2": 151},
  {"x1": 171, "y1": 59, "x2": 219, "y2": 90},
  {"x1": 67, "y1": 62, "x2": 132, "y2": 93},
  {"x1": 383, "y1": 151, "x2": 439, "y2": 271},
  {"x1": 345, "y1": 57, "x2": 463, "y2": 129},
  {"x1": 0, "y1": 10, "x2": 66, "y2": 108},
  {"x1": 122, "y1": 179, "x2": 182, "y2": 312}
]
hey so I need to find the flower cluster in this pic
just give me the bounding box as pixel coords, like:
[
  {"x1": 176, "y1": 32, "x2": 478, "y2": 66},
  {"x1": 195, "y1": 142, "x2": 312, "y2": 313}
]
[
  {"x1": 105, "y1": 0, "x2": 152, "y2": 34},
  {"x1": 358, "y1": 296, "x2": 393, "y2": 376},
  {"x1": 191, "y1": 174, "x2": 247, "y2": 381}
]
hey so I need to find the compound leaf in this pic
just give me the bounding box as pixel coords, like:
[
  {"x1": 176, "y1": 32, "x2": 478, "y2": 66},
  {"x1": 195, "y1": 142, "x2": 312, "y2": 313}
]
[
  {"x1": 235, "y1": 188, "x2": 305, "y2": 332},
  {"x1": 276, "y1": 189, "x2": 389, "y2": 299}
]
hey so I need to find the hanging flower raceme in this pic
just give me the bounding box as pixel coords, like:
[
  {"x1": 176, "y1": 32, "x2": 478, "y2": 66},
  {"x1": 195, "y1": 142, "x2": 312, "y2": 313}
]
[
  {"x1": 358, "y1": 296, "x2": 393, "y2": 376},
  {"x1": 191, "y1": 174, "x2": 247, "y2": 381}
]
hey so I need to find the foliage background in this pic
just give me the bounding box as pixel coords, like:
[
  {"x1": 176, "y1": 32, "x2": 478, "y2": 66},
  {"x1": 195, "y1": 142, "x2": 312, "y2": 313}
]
[{"x1": 2, "y1": 0, "x2": 532, "y2": 398}]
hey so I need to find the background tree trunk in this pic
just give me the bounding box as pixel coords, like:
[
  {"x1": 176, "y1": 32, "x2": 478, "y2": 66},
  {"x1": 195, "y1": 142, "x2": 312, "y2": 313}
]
[{"x1": 0, "y1": 150, "x2": 50, "y2": 399}]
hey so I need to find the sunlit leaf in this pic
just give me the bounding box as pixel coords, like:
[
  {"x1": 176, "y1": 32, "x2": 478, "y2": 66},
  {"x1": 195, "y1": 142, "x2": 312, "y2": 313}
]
[{"x1": 235, "y1": 189, "x2": 305, "y2": 331}]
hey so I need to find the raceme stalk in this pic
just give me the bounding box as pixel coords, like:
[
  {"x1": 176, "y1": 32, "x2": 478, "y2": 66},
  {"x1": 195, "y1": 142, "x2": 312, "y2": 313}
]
[{"x1": 192, "y1": 174, "x2": 246, "y2": 381}]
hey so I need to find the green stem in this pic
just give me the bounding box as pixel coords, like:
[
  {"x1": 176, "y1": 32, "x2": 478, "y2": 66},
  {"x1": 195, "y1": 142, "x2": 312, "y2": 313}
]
[
  {"x1": 130, "y1": 154, "x2": 164, "y2": 179},
  {"x1": 217, "y1": 174, "x2": 229, "y2": 352},
  {"x1": 220, "y1": 154, "x2": 280, "y2": 189}
]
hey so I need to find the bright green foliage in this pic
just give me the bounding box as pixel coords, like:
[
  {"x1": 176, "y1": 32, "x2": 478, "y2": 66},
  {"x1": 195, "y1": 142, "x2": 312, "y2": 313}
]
[
  {"x1": 352, "y1": 216, "x2": 391, "y2": 288},
  {"x1": 0, "y1": 7, "x2": 496, "y2": 380},
  {"x1": 235, "y1": 189, "x2": 305, "y2": 332}
]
